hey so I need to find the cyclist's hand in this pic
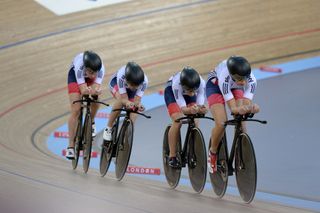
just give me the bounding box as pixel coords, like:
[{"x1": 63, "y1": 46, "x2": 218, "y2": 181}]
[
  {"x1": 198, "y1": 105, "x2": 208, "y2": 114},
  {"x1": 251, "y1": 103, "x2": 260, "y2": 113},
  {"x1": 238, "y1": 106, "x2": 248, "y2": 115},
  {"x1": 231, "y1": 107, "x2": 239, "y2": 115},
  {"x1": 125, "y1": 101, "x2": 135, "y2": 109},
  {"x1": 190, "y1": 105, "x2": 199, "y2": 114},
  {"x1": 136, "y1": 103, "x2": 145, "y2": 112},
  {"x1": 82, "y1": 87, "x2": 91, "y2": 95},
  {"x1": 91, "y1": 87, "x2": 102, "y2": 96}
]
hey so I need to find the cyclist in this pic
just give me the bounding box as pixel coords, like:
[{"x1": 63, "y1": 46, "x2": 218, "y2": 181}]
[
  {"x1": 206, "y1": 56, "x2": 259, "y2": 173},
  {"x1": 66, "y1": 51, "x2": 105, "y2": 159},
  {"x1": 164, "y1": 67, "x2": 207, "y2": 168},
  {"x1": 103, "y1": 61, "x2": 148, "y2": 142}
]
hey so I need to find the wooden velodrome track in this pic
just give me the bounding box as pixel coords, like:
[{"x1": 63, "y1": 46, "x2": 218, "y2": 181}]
[{"x1": 1, "y1": 0, "x2": 319, "y2": 212}]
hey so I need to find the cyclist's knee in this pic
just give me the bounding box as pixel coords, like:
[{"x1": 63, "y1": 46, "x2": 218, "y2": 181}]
[
  {"x1": 214, "y1": 122, "x2": 225, "y2": 130},
  {"x1": 171, "y1": 121, "x2": 182, "y2": 129},
  {"x1": 171, "y1": 116, "x2": 182, "y2": 129}
]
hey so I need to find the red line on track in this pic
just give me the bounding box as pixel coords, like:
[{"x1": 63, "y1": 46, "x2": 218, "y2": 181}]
[{"x1": 0, "y1": 87, "x2": 66, "y2": 118}]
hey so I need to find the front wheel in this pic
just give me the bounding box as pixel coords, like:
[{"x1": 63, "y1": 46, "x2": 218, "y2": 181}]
[
  {"x1": 209, "y1": 133, "x2": 229, "y2": 198},
  {"x1": 235, "y1": 133, "x2": 257, "y2": 203},
  {"x1": 115, "y1": 119, "x2": 134, "y2": 181},
  {"x1": 187, "y1": 128, "x2": 207, "y2": 193},
  {"x1": 82, "y1": 115, "x2": 92, "y2": 173}
]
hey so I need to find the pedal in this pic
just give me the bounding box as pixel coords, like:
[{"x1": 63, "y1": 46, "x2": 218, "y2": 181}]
[
  {"x1": 102, "y1": 140, "x2": 111, "y2": 149},
  {"x1": 188, "y1": 158, "x2": 197, "y2": 168}
]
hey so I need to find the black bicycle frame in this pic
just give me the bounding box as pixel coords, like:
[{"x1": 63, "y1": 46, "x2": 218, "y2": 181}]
[
  {"x1": 227, "y1": 120, "x2": 243, "y2": 174},
  {"x1": 110, "y1": 108, "x2": 151, "y2": 154},
  {"x1": 74, "y1": 96, "x2": 92, "y2": 147},
  {"x1": 176, "y1": 114, "x2": 214, "y2": 167},
  {"x1": 73, "y1": 95, "x2": 109, "y2": 148},
  {"x1": 225, "y1": 114, "x2": 267, "y2": 175},
  {"x1": 111, "y1": 111, "x2": 129, "y2": 153},
  {"x1": 180, "y1": 118, "x2": 195, "y2": 167}
]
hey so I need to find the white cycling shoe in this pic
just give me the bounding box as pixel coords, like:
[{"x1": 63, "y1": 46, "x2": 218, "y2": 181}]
[
  {"x1": 103, "y1": 128, "x2": 112, "y2": 141},
  {"x1": 92, "y1": 123, "x2": 96, "y2": 137},
  {"x1": 66, "y1": 147, "x2": 75, "y2": 160}
]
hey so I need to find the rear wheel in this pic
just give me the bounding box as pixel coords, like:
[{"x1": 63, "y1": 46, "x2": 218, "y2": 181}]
[
  {"x1": 82, "y1": 116, "x2": 92, "y2": 173},
  {"x1": 162, "y1": 125, "x2": 182, "y2": 189},
  {"x1": 235, "y1": 133, "x2": 257, "y2": 203},
  {"x1": 115, "y1": 119, "x2": 134, "y2": 181},
  {"x1": 209, "y1": 133, "x2": 229, "y2": 198},
  {"x1": 187, "y1": 128, "x2": 207, "y2": 193},
  {"x1": 72, "y1": 114, "x2": 82, "y2": 170}
]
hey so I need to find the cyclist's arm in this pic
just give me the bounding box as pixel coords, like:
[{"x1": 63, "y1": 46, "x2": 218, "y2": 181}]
[
  {"x1": 181, "y1": 106, "x2": 195, "y2": 114},
  {"x1": 226, "y1": 98, "x2": 239, "y2": 114},
  {"x1": 242, "y1": 98, "x2": 252, "y2": 105},
  {"x1": 118, "y1": 93, "x2": 131, "y2": 106},
  {"x1": 133, "y1": 95, "x2": 141, "y2": 105},
  {"x1": 73, "y1": 55, "x2": 90, "y2": 95},
  {"x1": 116, "y1": 66, "x2": 127, "y2": 95},
  {"x1": 172, "y1": 77, "x2": 187, "y2": 109},
  {"x1": 79, "y1": 83, "x2": 91, "y2": 95},
  {"x1": 196, "y1": 78, "x2": 206, "y2": 106},
  {"x1": 243, "y1": 74, "x2": 257, "y2": 100},
  {"x1": 136, "y1": 75, "x2": 148, "y2": 97},
  {"x1": 114, "y1": 66, "x2": 131, "y2": 106},
  {"x1": 133, "y1": 95, "x2": 145, "y2": 111},
  {"x1": 90, "y1": 83, "x2": 102, "y2": 96},
  {"x1": 197, "y1": 79, "x2": 208, "y2": 114},
  {"x1": 242, "y1": 74, "x2": 259, "y2": 113},
  {"x1": 242, "y1": 98, "x2": 260, "y2": 113},
  {"x1": 218, "y1": 72, "x2": 238, "y2": 114},
  {"x1": 92, "y1": 64, "x2": 105, "y2": 91}
]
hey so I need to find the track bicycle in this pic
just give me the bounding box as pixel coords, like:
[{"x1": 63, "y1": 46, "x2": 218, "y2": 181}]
[
  {"x1": 209, "y1": 113, "x2": 267, "y2": 203},
  {"x1": 100, "y1": 108, "x2": 151, "y2": 180}
]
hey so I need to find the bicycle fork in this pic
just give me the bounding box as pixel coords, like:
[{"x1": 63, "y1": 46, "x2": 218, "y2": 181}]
[{"x1": 228, "y1": 126, "x2": 245, "y2": 175}]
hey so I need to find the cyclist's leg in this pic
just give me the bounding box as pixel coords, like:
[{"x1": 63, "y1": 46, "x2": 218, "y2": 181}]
[
  {"x1": 106, "y1": 77, "x2": 122, "y2": 129},
  {"x1": 103, "y1": 98, "x2": 121, "y2": 141},
  {"x1": 107, "y1": 94, "x2": 121, "y2": 129},
  {"x1": 206, "y1": 77, "x2": 227, "y2": 171},
  {"x1": 168, "y1": 112, "x2": 183, "y2": 157},
  {"x1": 209, "y1": 104, "x2": 227, "y2": 152},
  {"x1": 164, "y1": 84, "x2": 183, "y2": 158},
  {"x1": 206, "y1": 77, "x2": 227, "y2": 153},
  {"x1": 67, "y1": 69, "x2": 82, "y2": 149},
  {"x1": 68, "y1": 93, "x2": 81, "y2": 147}
]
